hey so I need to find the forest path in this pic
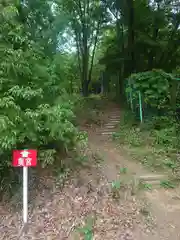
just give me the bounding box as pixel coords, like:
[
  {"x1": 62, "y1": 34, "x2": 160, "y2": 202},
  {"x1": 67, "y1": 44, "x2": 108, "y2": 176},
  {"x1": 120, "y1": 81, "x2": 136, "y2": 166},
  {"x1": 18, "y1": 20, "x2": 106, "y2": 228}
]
[
  {"x1": 1, "y1": 104, "x2": 180, "y2": 239},
  {"x1": 86, "y1": 105, "x2": 180, "y2": 240}
]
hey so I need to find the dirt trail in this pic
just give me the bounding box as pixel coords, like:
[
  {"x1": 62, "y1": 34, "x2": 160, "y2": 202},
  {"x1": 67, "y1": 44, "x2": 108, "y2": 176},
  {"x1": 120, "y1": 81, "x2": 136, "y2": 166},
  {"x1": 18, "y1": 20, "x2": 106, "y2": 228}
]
[
  {"x1": 87, "y1": 106, "x2": 180, "y2": 240},
  {"x1": 1, "y1": 105, "x2": 180, "y2": 239}
]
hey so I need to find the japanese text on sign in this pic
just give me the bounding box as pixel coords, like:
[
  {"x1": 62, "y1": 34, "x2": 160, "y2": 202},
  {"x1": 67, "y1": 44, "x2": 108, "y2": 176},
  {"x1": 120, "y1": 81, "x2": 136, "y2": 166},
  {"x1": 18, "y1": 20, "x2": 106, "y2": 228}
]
[{"x1": 12, "y1": 150, "x2": 37, "y2": 167}]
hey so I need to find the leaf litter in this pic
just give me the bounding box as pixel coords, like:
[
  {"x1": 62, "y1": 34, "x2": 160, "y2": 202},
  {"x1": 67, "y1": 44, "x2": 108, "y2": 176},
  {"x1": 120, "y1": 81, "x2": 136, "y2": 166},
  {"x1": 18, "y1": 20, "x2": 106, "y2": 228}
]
[
  {"x1": 0, "y1": 155, "x2": 153, "y2": 240},
  {"x1": 0, "y1": 105, "x2": 155, "y2": 240}
]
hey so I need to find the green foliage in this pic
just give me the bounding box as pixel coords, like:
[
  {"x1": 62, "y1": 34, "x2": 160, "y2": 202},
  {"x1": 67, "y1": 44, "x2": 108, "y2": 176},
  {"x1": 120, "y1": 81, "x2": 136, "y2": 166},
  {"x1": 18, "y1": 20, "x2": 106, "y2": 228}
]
[
  {"x1": 111, "y1": 179, "x2": 121, "y2": 199},
  {"x1": 127, "y1": 70, "x2": 173, "y2": 109},
  {"x1": 77, "y1": 217, "x2": 94, "y2": 240},
  {"x1": 162, "y1": 160, "x2": 177, "y2": 170},
  {"x1": 1, "y1": 0, "x2": 179, "y2": 196},
  {"x1": 153, "y1": 127, "x2": 176, "y2": 148},
  {"x1": 52, "y1": 53, "x2": 80, "y2": 93},
  {"x1": 119, "y1": 167, "x2": 127, "y2": 174},
  {"x1": 38, "y1": 150, "x2": 56, "y2": 167},
  {"x1": 139, "y1": 182, "x2": 152, "y2": 191},
  {"x1": 160, "y1": 180, "x2": 175, "y2": 189},
  {"x1": 111, "y1": 180, "x2": 121, "y2": 189},
  {"x1": 99, "y1": 0, "x2": 180, "y2": 103},
  {"x1": 112, "y1": 111, "x2": 143, "y2": 146},
  {"x1": 0, "y1": 3, "x2": 83, "y2": 194},
  {"x1": 113, "y1": 110, "x2": 178, "y2": 179}
]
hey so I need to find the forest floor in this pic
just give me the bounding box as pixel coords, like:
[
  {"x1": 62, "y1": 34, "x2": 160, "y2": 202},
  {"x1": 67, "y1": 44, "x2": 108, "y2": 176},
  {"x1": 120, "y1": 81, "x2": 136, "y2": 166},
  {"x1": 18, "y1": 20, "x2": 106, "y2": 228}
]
[{"x1": 1, "y1": 101, "x2": 180, "y2": 239}]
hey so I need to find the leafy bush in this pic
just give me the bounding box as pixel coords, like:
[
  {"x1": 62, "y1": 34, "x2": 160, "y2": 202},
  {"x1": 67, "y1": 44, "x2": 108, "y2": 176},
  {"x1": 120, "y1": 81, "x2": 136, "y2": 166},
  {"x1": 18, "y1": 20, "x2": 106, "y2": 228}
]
[
  {"x1": 153, "y1": 127, "x2": 176, "y2": 147},
  {"x1": 127, "y1": 69, "x2": 177, "y2": 110},
  {"x1": 0, "y1": 4, "x2": 84, "y2": 194}
]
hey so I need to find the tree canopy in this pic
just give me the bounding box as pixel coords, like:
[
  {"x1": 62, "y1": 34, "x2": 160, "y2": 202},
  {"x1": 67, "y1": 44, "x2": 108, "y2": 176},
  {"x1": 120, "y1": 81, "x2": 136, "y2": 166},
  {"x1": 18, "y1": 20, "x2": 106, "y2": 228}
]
[{"x1": 0, "y1": 0, "x2": 179, "y2": 192}]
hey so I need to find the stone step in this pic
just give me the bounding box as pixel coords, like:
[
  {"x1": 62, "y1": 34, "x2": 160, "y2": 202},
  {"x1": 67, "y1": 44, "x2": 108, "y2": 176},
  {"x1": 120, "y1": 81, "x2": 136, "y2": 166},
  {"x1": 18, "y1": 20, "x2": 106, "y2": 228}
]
[
  {"x1": 139, "y1": 180, "x2": 162, "y2": 190},
  {"x1": 109, "y1": 120, "x2": 119, "y2": 123},
  {"x1": 142, "y1": 180, "x2": 162, "y2": 186},
  {"x1": 106, "y1": 123, "x2": 117, "y2": 126},
  {"x1": 110, "y1": 119, "x2": 120, "y2": 122},
  {"x1": 110, "y1": 118, "x2": 120, "y2": 121},
  {"x1": 138, "y1": 174, "x2": 165, "y2": 181},
  {"x1": 110, "y1": 114, "x2": 120, "y2": 117},
  {"x1": 132, "y1": 174, "x2": 167, "y2": 189},
  {"x1": 111, "y1": 113, "x2": 120, "y2": 117},
  {"x1": 101, "y1": 132, "x2": 114, "y2": 135},
  {"x1": 104, "y1": 125, "x2": 116, "y2": 129},
  {"x1": 111, "y1": 111, "x2": 120, "y2": 114}
]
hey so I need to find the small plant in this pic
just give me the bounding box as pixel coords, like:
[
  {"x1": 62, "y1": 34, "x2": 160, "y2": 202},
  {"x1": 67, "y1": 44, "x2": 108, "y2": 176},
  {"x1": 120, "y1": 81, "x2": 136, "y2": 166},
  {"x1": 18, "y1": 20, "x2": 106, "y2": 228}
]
[
  {"x1": 139, "y1": 182, "x2": 152, "y2": 190},
  {"x1": 75, "y1": 155, "x2": 89, "y2": 164},
  {"x1": 119, "y1": 167, "x2": 127, "y2": 174},
  {"x1": 112, "y1": 132, "x2": 121, "y2": 140},
  {"x1": 77, "y1": 217, "x2": 94, "y2": 240},
  {"x1": 160, "y1": 180, "x2": 175, "y2": 189},
  {"x1": 163, "y1": 159, "x2": 177, "y2": 170},
  {"x1": 111, "y1": 180, "x2": 121, "y2": 189},
  {"x1": 111, "y1": 180, "x2": 121, "y2": 199}
]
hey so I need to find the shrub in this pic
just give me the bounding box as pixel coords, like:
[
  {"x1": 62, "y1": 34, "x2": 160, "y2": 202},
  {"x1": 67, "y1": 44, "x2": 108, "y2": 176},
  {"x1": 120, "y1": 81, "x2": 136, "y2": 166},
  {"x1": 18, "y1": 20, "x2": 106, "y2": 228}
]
[
  {"x1": 127, "y1": 69, "x2": 177, "y2": 111},
  {"x1": 0, "y1": 4, "x2": 84, "y2": 194}
]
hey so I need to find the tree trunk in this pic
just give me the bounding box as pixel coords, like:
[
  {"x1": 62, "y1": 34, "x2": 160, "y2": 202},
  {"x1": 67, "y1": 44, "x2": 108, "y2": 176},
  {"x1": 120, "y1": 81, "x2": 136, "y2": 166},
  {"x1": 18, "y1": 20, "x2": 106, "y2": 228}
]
[
  {"x1": 82, "y1": 53, "x2": 89, "y2": 96},
  {"x1": 82, "y1": 80, "x2": 89, "y2": 97},
  {"x1": 88, "y1": 19, "x2": 101, "y2": 85},
  {"x1": 103, "y1": 70, "x2": 110, "y2": 96},
  {"x1": 126, "y1": 0, "x2": 135, "y2": 75},
  {"x1": 82, "y1": 21, "x2": 89, "y2": 96},
  {"x1": 119, "y1": 24, "x2": 126, "y2": 102},
  {"x1": 119, "y1": 63, "x2": 126, "y2": 104}
]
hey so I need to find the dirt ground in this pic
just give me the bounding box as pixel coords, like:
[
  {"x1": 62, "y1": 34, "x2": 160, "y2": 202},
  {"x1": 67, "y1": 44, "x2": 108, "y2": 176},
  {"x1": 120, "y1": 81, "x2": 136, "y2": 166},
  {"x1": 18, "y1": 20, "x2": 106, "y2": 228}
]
[{"x1": 1, "y1": 104, "x2": 180, "y2": 239}]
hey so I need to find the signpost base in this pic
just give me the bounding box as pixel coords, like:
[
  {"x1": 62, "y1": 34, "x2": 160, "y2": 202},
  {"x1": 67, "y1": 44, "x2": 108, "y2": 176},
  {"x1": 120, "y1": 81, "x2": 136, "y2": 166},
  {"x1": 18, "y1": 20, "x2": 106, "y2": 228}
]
[
  {"x1": 23, "y1": 222, "x2": 28, "y2": 234},
  {"x1": 18, "y1": 222, "x2": 28, "y2": 238}
]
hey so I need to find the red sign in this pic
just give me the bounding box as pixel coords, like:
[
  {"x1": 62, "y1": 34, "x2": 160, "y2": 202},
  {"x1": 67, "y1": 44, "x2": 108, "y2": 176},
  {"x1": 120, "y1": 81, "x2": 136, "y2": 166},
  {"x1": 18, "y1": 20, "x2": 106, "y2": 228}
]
[{"x1": 12, "y1": 150, "x2": 37, "y2": 167}]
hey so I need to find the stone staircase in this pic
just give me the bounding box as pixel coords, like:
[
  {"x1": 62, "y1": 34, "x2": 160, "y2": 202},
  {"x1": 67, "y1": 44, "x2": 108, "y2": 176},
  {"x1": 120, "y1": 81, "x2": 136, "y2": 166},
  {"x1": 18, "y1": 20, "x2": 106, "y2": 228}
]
[
  {"x1": 98, "y1": 109, "x2": 167, "y2": 188},
  {"x1": 100, "y1": 109, "x2": 120, "y2": 136}
]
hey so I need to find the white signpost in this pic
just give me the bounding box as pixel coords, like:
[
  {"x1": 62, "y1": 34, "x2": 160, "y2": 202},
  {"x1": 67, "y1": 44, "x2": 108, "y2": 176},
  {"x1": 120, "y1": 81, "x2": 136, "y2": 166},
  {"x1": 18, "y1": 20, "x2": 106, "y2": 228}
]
[{"x1": 12, "y1": 149, "x2": 37, "y2": 235}]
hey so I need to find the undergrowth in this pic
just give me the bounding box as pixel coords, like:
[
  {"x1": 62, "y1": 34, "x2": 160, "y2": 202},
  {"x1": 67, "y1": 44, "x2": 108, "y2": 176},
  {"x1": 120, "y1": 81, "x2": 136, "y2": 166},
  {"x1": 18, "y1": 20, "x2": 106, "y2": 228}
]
[
  {"x1": 0, "y1": 93, "x2": 107, "y2": 199},
  {"x1": 113, "y1": 110, "x2": 179, "y2": 181},
  {"x1": 0, "y1": 4, "x2": 108, "y2": 199}
]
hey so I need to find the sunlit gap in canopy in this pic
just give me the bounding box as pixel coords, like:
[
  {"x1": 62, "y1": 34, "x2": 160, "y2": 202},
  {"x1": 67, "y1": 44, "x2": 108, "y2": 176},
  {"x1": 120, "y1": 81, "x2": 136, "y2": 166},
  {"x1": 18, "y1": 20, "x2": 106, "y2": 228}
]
[{"x1": 56, "y1": 30, "x2": 76, "y2": 53}]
